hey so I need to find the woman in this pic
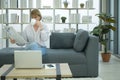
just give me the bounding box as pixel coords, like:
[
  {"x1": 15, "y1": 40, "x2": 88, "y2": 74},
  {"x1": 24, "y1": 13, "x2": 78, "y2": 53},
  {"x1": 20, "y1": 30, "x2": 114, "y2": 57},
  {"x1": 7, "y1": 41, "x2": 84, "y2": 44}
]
[{"x1": 10, "y1": 9, "x2": 49, "y2": 55}]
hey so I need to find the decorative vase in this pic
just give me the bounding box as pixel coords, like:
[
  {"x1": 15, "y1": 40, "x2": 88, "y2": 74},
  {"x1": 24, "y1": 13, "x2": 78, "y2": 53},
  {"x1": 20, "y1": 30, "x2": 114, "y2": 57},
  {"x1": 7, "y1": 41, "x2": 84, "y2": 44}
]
[
  {"x1": 63, "y1": 0, "x2": 68, "y2": 8},
  {"x1": 64, "y1": 2, "x2": 68, "y2": 8},
  {"x1": 80, "y1": 3, "x2": 84, "y2": 8}
]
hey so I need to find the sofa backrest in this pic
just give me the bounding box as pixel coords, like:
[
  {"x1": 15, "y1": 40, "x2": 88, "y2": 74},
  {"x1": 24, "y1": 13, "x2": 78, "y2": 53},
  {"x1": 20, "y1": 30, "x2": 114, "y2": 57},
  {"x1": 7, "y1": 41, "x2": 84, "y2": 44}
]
[
  {"x1": 50, "y1": 33, "x2": 75, "y2": 49},
  {"x1": 50, "y1": 29, "x2": 89, "y2": 51},
  {"x1": 73, "y1": 29, "x2": 89, "y2": 52}
]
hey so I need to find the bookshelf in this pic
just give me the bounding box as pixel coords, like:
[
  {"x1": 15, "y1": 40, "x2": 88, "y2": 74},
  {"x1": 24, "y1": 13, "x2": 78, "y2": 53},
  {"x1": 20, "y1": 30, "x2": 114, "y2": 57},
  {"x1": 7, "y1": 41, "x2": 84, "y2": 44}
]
[{"x1": 0, "y1": 0, "x2": 96, "y2": 48}]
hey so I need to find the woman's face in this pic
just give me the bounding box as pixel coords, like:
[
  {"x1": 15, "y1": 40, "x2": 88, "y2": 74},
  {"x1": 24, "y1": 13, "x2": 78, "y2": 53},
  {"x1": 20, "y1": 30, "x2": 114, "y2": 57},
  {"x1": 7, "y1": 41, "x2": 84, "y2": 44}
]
[
  {"x1": 31, "y1": 15, "x2": 41, "y2": 26},
  {"x1": 31, "y1": 15, "x2": 40, "y2": 21}
]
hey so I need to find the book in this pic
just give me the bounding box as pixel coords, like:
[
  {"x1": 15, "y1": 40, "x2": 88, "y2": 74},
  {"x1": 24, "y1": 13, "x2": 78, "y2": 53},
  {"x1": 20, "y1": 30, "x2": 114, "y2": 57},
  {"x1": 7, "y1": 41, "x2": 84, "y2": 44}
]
[
  {"x1": 72, "y1": 0, "x2": 78, "y2": 8},
  {"x1": 10, "y1": 0, "x2": 18, "y2": 8},
  {"x1": 29, "y1": 0, "x2": 33, "y2": 8},
  {"x1": 36, "y1": 0, "x2": 41, "y2": 8},
  {"x1": 3, "y1": 14, "x2": 7, "y2": 23},
  {"x1": 11, "y1": 14, "x2": 19, "y2": 23},
  {"x1": 82, "y1": 16, "x2": 92, "y2": 23},
  {"x1": 1, "y1": 0, "x2": 8, "y2": 8},
  {"x1": 22, "y1": 14, "x2": 29, "y2": 23},
  {"x1": 20, "y1": 0, "x2": 27, "y2": 8},
  {"x1": 53, "y1": 0, "x2": 61, "y2": 8}
]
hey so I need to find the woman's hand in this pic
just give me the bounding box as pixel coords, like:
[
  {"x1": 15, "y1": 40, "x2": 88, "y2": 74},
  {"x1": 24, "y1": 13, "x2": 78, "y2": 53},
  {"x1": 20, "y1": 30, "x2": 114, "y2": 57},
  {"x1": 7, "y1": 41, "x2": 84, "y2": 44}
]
[
  {"x1": 36, "y1": 21, "x2": 43, "y2": 30},
  {"x1": 10, "y1": 38, "x2": 16, "y2": 44}
]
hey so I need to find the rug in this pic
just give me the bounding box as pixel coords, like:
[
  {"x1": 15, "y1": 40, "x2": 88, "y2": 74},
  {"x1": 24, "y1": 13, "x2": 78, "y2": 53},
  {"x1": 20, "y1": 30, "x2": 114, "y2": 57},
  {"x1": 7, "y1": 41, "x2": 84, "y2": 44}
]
[
  {"x1": 44, "y1": 77, "x2": 102, "y2": 80},
  {"x1": 6, "y1": 77, "x2": 102, "y2": 80}
]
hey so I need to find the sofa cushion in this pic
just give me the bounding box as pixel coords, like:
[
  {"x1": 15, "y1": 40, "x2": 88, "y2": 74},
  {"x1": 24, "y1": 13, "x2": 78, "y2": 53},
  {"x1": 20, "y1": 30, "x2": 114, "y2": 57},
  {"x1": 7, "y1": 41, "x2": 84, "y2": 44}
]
[
  {"x1": 0, "y1": 48, "x2": 26, "y2": 67},
  {"x1": 43, "y1": 48, "x2": 87, "y2": 65},
  {"x1": 73, "y1": 29, "x2": 89, "y2": 52},
  {"x1": 50, "y1": 33, "x2": 75, "y2": 49}
]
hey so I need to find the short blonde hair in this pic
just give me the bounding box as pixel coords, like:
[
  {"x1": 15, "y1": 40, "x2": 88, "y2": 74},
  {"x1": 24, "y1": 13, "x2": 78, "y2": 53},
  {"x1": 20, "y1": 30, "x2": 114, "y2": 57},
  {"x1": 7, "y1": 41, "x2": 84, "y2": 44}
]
[{"x1": 30, "y1": 9, "x2": 42, "y2": 20}]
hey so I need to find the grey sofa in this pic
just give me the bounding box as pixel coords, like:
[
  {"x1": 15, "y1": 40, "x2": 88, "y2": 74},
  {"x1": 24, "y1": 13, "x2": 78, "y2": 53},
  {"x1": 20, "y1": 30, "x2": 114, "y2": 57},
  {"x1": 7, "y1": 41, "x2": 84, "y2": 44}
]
[{"x1": 0, "y1": 29, "x2": 99, "y2": 77}]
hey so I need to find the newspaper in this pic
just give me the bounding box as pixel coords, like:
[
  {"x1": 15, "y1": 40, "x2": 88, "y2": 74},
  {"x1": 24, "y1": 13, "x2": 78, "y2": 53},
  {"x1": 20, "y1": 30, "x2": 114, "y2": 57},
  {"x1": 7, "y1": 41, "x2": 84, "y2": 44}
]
[{"x1": 4, "y1": 26, "x2": 27, "y2": 45}]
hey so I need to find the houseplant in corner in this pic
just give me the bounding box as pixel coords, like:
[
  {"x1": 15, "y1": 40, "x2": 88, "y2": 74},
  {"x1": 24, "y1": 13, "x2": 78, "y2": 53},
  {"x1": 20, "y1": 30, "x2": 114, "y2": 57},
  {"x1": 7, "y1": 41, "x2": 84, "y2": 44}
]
[{"x1": 91, "y1": 13, "x2": 116, "y2": 62}]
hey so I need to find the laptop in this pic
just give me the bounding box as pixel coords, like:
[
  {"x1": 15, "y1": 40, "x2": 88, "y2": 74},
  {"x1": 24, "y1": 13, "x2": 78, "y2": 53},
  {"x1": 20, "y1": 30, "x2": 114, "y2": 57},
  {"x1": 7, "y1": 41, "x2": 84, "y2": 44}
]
[{"x1": 14, "y1": 50, "x2": 43, "y2": 68}]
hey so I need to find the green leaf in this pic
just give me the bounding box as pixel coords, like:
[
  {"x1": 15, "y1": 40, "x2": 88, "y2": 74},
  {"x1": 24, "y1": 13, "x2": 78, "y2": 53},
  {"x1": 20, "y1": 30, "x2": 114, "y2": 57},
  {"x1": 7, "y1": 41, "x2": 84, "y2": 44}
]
[
  {"x1": 96, "y1": 13, "x2": 116, "y2": 23},
  {"x1": 109, "y1": 25, "x2": 116, "y2": 31},
  {"x1": 106, "y1": 18, "x2": 116, "y2": 23},
  {"x1": 90, "y1": 26, "x2": 101, "y2": 36}
]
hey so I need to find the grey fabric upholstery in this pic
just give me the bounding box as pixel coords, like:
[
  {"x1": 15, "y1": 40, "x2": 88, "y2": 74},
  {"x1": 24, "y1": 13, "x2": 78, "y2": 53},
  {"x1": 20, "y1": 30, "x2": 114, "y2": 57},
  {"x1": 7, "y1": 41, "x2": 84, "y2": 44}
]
[
  {"x1": 50, "y1": 33, "x2": 75, "y2": 49},
  {"x1": 73, "y1": 29, "x2": 89, "y2": 52},
  {"x1": 85, "y1": 35, "x2": 99, "y2": 77},
  {"x1": 44, "y1": 49, "x2": 86, "y2": 65},
  {"x1": 0, "y1": 29, "x2": 99, "y2": 77},
  {"x1": 0, "y1": 48, "x2": 25, "y2": 67}
]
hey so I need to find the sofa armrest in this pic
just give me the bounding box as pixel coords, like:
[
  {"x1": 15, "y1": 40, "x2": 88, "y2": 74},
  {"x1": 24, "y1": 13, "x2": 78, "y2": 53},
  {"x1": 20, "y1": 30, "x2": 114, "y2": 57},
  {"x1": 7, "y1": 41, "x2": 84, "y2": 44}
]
[{"x1": 85, "y1": 35, "x2": 99, "y2": 77}]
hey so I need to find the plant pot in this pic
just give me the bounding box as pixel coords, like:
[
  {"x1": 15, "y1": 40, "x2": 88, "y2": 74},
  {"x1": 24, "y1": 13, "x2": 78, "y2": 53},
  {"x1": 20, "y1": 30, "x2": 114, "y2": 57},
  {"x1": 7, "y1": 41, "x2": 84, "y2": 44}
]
[
  {"x1": 61, "y1": 19, "x2": 66, "y2": 23},
  {"x1": 61, "y1": 17, "x2": 66, "y2": 23},
  {"x1": 101, "y1": 52, "x2": 111, "y2": 62},
  {"x1": 64, "y1": 2, "x2": 68, "y2": 8},
  {"x1": 80, "y1": 3, "x2": 84, "y2": 8}
]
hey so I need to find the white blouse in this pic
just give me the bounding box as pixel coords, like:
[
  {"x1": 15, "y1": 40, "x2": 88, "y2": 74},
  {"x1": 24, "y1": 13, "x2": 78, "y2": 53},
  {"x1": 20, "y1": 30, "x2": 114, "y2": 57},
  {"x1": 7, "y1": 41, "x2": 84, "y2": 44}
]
[{"x1": 18, "y1": 21, "x2": 49, "y2": 47}]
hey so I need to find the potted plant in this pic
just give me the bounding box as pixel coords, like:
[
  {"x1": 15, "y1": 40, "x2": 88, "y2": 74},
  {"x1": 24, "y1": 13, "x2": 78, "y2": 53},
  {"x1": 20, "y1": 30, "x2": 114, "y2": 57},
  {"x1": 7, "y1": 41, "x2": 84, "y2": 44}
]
[
  {"x1": 61, "y1": 16, "x2": 67, "y2": 23},
  {"x1": 63, "y1": 0, "x2": 69, "y2": 8},
  {"x1": 80, "y1": 3, "x2": 84, "y2": 8},
  {"x1": 90, "y1": 13, "x2": 116, "y2": 62}
]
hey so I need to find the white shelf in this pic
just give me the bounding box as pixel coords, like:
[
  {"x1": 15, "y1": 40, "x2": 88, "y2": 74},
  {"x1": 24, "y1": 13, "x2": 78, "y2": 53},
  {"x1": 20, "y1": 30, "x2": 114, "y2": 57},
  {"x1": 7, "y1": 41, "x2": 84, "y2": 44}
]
[
  {"x1": 2, "y1": 8, "x2": 54, "y2": 10},
  {"x1": 1, "y1": 22, "x2": 95, "y2": 24},
  {"x1": 0, "y1": 37, "x2": 8, "y2": 39},
  {"x1": 0, "y1": 8, "x2": 95, "y2": 10},
  {"x1": 54, "y1": 8, "x2": 95, "y2": 10},
  {"x1": 54, "y1": 23, "x2": 95, "y2": 24},
  {"x1": 3, "y1": 23, "x2": 29, "y2": 24},
  {"x1": 0, "y1": 0, "x2": 96, "y2": 48}
]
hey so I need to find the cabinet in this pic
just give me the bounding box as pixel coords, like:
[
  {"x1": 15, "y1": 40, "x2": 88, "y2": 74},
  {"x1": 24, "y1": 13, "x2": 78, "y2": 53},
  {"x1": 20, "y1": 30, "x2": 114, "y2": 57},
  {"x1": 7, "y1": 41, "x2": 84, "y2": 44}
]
[{"x1": 0, "y1": 0, "x2": 98, "y2": 48}]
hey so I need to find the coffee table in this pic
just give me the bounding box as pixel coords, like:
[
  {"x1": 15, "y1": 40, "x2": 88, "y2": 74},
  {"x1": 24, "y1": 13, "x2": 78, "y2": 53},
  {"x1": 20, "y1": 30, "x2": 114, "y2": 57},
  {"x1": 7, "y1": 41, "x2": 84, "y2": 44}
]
[{"x1": 0, "y1": 63, "x2": 72, "y2": 80}]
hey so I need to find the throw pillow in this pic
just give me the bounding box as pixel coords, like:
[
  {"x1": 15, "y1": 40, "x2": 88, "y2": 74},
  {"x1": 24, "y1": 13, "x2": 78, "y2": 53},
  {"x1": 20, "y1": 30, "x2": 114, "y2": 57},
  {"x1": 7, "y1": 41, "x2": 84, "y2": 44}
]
[
  {"x1": 50, "y1": 33, "x2": 75, "y2": 49},
  {"x1": 73, "y1": 29, "x2": 89, "y2": 52}
]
